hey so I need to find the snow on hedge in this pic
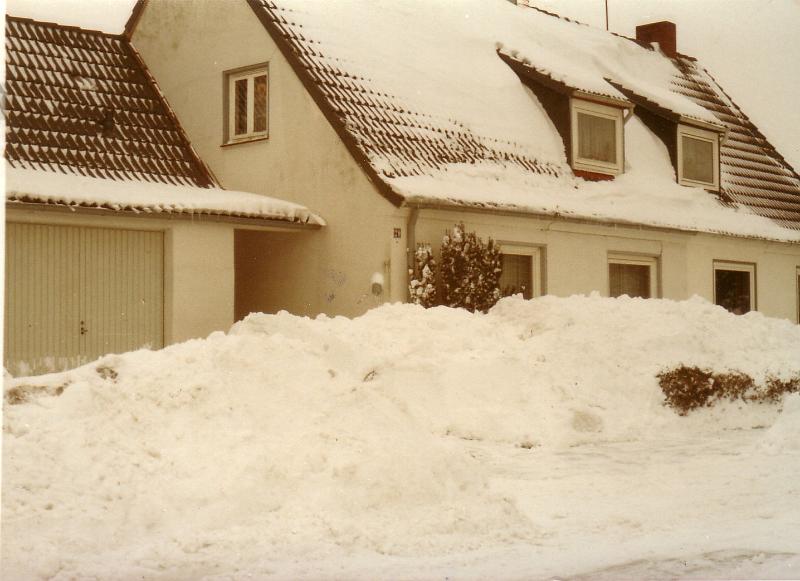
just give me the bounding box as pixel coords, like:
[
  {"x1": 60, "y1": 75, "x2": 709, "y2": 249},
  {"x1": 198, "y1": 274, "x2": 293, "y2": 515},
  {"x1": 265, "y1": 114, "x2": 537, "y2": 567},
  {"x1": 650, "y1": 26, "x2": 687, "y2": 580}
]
[{"x1": 3, "y1": 296, "x2": 800, "y2": 578}]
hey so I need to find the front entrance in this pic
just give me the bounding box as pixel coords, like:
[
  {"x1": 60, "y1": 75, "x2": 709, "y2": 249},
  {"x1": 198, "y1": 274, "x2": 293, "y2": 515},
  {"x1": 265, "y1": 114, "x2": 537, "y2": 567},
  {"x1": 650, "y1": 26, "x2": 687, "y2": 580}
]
[{"x1": 4, "y1": 222, "x2": 165, "y2": 376}]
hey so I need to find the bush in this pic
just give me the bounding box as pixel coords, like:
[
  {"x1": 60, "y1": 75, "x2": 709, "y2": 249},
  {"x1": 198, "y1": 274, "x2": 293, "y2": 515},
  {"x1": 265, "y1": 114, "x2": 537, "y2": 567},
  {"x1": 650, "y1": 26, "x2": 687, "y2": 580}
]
[
  {"x1": 408, "y1": 244, "x2": 437, "y2": 308},
  {"x1": 658, "y1": 365, "x2": 800, "y2": 415},
  {"x1": 439, "y1": 223, "x2": 502, "y2": 313}
]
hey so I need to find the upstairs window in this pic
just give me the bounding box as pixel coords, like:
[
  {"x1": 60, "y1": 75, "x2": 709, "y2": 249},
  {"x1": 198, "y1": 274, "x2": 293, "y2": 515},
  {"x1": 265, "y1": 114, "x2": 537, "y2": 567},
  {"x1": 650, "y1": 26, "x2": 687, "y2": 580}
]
[
  {"x1": 225, "y1": 65, "x2": 268, "y2": 144},
  {"x1": 678, "y1": 124, "x2": 719, "y2": 189},
  {"x1": 570, "y1": 99, "x2": 624, "y2": 175}
]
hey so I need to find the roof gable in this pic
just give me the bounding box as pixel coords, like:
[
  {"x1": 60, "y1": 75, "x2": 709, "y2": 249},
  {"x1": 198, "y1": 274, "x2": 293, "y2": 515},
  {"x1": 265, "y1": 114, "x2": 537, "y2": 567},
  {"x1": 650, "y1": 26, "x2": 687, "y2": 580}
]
[{"x1": 4, "y1": 16, "x2": 216, "y2": 187}]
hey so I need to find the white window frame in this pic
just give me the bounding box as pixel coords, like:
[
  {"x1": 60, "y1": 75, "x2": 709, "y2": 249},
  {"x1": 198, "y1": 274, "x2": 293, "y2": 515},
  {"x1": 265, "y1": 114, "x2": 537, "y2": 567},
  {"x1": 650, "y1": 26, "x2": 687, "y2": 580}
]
[
  {"x1": 570, "y1": 98, "x2": 625, "y2": 175},
  {"x1": 608, "y1": 253, "x2": 659, "y2": 298},
  {"x1": 498, "y1": 244, "x2": 544, "y2": 298},
  {"x1": 677, "y1": 123, "x2": 719, "y2": 190},
  {"x1": 225, "y1": 65, "x2": 269, "y2": 144},
  {"x1": 713, "y1": 260, "x2": 756, "y2": 313}
]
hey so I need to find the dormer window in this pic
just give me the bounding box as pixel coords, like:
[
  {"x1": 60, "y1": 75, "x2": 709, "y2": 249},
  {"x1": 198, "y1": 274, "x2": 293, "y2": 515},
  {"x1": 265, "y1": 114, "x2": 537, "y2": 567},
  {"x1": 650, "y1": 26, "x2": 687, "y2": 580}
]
[
  {"x1": 677, "y1": 124, "x2": 719, "y2": 189},
  {"x1": 570, "y1": 99, "x2": 624, "y2": 175}
]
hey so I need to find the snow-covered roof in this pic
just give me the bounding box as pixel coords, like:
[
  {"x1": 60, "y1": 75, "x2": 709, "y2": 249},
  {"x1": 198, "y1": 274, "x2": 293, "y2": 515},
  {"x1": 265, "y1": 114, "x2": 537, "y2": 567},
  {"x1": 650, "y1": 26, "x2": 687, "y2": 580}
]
[
  {"x1": 246, "y1": 0, "x2": 800, "y2": 239},
  {"x1": 4, "y1": 15, "x2": 325, "y2": 227},
  {"x1": 5, "y1": 166, "x2": 326, "y2": 226},
  {"x1": 4, "y1": 16, "x2": 215, "y2": 187}
]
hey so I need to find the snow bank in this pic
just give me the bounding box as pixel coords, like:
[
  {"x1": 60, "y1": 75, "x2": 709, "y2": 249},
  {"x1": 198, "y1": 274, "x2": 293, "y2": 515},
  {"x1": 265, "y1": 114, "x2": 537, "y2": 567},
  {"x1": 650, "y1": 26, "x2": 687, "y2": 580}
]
[
  {"x1": 759, "y1": 393, "x2": 800, "y2": 454},
  {"x1": 5, "y1": 165, "x2": 326, "y2": 225},
  {"x1": 3, "y1": 296, "x2": 800, "y2": 578}
]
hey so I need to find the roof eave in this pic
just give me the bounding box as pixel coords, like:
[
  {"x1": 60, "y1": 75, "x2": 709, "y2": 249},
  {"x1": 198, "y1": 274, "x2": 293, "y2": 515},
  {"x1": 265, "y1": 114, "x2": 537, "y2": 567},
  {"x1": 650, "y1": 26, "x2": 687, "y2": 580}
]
[
  {"x1": 402, "y1": 198, "x2": 800, "y2": 245},
  {"x1": 6, "y1": 199, "x2": 324, "y2": 230},
  {"x1": 123, "y1": 0, "x2": 147, "y2": 39}
]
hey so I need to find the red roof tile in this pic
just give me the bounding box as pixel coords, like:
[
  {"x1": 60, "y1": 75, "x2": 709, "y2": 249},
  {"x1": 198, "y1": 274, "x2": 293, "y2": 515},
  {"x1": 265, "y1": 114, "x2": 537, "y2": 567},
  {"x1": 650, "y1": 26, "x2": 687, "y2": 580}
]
[{"x1": 4, "y1": 16, "x2": 215, "y2": 188}]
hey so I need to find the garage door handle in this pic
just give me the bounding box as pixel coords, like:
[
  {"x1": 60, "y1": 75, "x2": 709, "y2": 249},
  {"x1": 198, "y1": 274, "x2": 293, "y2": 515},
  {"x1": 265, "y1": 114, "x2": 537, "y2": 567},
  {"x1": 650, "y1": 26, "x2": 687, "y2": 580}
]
[{"x1": 80, "y1": 321, "x2": 88, "y2": 335}]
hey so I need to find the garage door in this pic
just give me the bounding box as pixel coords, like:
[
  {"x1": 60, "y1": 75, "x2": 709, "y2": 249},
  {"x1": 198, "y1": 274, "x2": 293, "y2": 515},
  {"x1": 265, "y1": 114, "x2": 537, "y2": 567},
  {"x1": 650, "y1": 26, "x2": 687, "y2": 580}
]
[{"x1": 4, "y1": 223, "x2": 164, "y2": 376}]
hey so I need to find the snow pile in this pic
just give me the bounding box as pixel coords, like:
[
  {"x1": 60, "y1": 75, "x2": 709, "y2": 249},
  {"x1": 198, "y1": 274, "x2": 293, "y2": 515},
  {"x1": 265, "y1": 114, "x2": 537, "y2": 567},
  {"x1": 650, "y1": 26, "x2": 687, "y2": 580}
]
[
  {"x1": 759, "y1": 393, "x2": 800, "y2": 454},
  {"x1": 5, "y1": 165, "x2": 326, "y2": 226},
  {"x1": 3, "y1": 296, "x2": 800, "y2": 578}
]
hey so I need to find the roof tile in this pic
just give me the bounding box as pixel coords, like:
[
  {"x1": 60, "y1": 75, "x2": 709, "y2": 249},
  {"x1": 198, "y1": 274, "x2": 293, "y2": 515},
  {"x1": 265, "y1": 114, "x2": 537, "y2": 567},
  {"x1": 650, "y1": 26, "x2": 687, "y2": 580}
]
[{"x1": 4, "y1": 16, "x2": 214, "y2": 188}]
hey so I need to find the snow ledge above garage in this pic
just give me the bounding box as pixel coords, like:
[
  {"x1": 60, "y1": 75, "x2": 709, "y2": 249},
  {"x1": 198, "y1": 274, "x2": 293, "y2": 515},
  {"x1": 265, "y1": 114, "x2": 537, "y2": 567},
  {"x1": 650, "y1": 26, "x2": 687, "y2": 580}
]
[{"x1": 4, "y1": 165, "x2": 326, "y2": 226}]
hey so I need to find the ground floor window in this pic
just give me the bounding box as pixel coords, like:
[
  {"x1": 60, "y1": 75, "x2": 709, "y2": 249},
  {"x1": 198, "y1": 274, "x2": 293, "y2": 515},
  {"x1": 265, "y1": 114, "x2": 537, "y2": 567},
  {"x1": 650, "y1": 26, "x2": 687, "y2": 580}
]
[
  {"x1": 499, "y1": 245, "x2": 543, "y2": 299},
  {"x1": 608, "y1": 254, "x2": 658, "y2": 298},
  {"x1": 713, "y1": 261, "x2": 755, "y2": 315}
]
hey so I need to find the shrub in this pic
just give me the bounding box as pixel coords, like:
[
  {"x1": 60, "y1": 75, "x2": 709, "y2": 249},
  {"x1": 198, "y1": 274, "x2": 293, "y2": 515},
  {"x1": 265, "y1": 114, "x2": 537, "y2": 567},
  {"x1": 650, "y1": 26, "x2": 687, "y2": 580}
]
[
  {"x1": 408, "y1": 244, "x2": 437, "y2": 308},
  {"x1": 439, "y1": 223, "x2": 502, "y2": 313},
  {"x1": 658, "y1": 365, "x2": 800, "y2": 415}
]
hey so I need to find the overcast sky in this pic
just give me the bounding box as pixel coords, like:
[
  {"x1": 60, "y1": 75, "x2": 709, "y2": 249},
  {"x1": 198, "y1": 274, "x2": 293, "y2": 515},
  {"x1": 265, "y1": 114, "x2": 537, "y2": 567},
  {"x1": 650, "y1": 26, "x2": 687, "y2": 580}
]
[{"x1": 4, "y1": 0, "x2": 799, "y2": 170}]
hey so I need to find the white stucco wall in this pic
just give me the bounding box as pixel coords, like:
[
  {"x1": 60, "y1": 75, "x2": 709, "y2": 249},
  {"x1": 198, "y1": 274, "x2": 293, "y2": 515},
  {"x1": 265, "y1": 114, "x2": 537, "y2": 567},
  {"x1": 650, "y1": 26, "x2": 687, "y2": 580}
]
[
  {"x1": 414, "y1": 208, "x2": 800, "y2": 322},
  {"x1": 132, "y1": 0, "x2": 408, "y2": 318},
  {"x1": 167, "y1": 220, "x2": 234, "y2": 343},
  {"x1": 6, "y1": 208, "x2": 236, "y2": 344}
]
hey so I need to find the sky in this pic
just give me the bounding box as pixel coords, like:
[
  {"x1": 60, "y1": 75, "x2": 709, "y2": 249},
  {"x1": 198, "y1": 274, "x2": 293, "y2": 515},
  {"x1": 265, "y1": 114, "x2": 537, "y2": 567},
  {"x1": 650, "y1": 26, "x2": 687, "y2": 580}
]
[{"x1": 3, "y1": 0, "x2": 800, "y2": 171}]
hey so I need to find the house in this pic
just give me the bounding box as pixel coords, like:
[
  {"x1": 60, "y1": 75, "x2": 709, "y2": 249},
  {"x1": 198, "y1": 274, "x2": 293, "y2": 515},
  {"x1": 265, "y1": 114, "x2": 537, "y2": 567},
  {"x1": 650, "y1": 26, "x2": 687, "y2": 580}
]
[
  {"x1": 7, "y1": 1, "x2": 800, "y2": 373},
  {"x1": 3, "y1": 16, "x2": 324, "y2": 375},
  {"x1": 124, "y1": 0, "x2": 800, "y2": 326}
]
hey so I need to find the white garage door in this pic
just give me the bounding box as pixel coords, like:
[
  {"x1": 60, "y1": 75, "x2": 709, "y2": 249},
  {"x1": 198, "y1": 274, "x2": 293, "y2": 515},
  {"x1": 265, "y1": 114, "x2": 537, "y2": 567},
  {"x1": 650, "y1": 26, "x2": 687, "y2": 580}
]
[{"x1": 4, "y1": 222, "x2": 164, "y2": 376}]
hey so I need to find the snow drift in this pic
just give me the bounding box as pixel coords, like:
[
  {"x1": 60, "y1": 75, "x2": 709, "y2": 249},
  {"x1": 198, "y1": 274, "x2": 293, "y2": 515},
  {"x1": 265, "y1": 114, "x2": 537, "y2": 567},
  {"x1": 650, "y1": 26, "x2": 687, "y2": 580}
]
[{"x1": 3, "y1": 295, "x2": 800, "y2": 579}]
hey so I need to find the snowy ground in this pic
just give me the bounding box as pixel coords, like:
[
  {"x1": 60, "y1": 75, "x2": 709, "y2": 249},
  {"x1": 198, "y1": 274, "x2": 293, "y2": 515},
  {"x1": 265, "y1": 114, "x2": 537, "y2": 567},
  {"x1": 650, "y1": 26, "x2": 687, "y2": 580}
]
[{"x1": 3, "y1": 295, "x2": 800, "y2": 580}]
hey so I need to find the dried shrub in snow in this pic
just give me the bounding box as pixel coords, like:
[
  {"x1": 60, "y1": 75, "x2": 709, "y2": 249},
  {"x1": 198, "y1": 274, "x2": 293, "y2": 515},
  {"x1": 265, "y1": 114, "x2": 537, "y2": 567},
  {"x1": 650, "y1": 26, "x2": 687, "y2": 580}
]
[
  {"x1": 659, "y1": 365, "x2": 800, "y2": 415},
  {"x1": 408, "y1": 244, "x2": 437, "y2": 308},
  {"x1": 439, "y1": 223, "x2": 502, "y2": 313}
]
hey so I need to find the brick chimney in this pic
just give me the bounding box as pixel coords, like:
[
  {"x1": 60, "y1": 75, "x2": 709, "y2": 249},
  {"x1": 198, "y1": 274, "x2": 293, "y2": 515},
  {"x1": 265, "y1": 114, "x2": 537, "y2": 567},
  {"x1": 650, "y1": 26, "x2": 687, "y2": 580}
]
[{"x1": 635, "y1": 21, "x2": 677, "y2": 58}]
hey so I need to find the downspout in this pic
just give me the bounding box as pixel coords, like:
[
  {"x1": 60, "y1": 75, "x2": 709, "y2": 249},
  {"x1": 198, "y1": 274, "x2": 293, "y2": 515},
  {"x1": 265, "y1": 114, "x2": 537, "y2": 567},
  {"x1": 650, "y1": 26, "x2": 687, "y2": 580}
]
[{"x1": 406, "y1": 205, "x2": 419, "y2": 302}]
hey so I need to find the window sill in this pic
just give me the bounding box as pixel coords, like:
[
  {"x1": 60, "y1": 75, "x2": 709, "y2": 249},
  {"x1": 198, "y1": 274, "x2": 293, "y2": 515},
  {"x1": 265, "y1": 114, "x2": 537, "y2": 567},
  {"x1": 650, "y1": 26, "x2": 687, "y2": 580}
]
[
  {"x1": 573, "y1": 168, "x2": 616, "y2": 182},
  {"x1": 678, "y1": 177, "x2": 718, "y2": 191},
  {"x1": 221, "y1": 135, "x2": 269, "y2": 148}
]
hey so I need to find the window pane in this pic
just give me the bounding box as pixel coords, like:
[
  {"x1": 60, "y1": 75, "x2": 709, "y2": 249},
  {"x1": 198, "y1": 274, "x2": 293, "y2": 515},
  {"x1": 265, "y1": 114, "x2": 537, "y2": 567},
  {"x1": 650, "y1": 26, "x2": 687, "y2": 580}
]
[
  {"x1": 715, "y1": 269, "x2": 751, "y2": 314},
  {"x1": 235, "y1": 78, "x2": 248, "y2": 135},
  {"x1": 578, "y1": 112, "x2": 616, "y2": 163},
  {"x1": 253, "y1": 75, "x2": 267, "y2": 133},
  {"x1": 499, "y1": 254, "x2": 533, "y2": 299},
  {"x1": 682, "y1": 135, "x2": 714, "y2": 183},
  {"x1": 609, "y1": 263, "x2": 650, "y2": 298}
]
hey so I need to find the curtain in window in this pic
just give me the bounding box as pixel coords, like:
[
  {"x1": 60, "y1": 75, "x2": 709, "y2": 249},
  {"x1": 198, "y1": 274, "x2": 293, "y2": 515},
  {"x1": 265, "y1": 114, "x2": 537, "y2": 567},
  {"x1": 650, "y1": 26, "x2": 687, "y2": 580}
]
[
  {"x1": 254, "y1": 75, "x2": 267, "y2": 133},
  {"x1": 609, "y1": 263, "x2": 650, "y2": 298},
  {"x1": 578, "y1": 113, "x2": 616, "y2": 163},
  {"x1": 499, "y1": 254, "x2": 533, "y2": 299},
  {"x1": 715, "y1": 269, "x2": 751, "y2": 314},
  {"x1": 682, "y1": 135, "x2": 713, "y2": 183},
  {"x1": 235, "y1": 78, "x2": 248, "y2": 135}
]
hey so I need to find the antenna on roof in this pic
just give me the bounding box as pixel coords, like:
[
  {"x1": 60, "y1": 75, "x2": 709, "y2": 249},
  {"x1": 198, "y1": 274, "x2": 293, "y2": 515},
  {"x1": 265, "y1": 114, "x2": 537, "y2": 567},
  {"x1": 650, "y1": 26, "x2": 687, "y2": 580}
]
[{"x1": 605, "y1": 0, "x2": 609, "y2": 31}]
